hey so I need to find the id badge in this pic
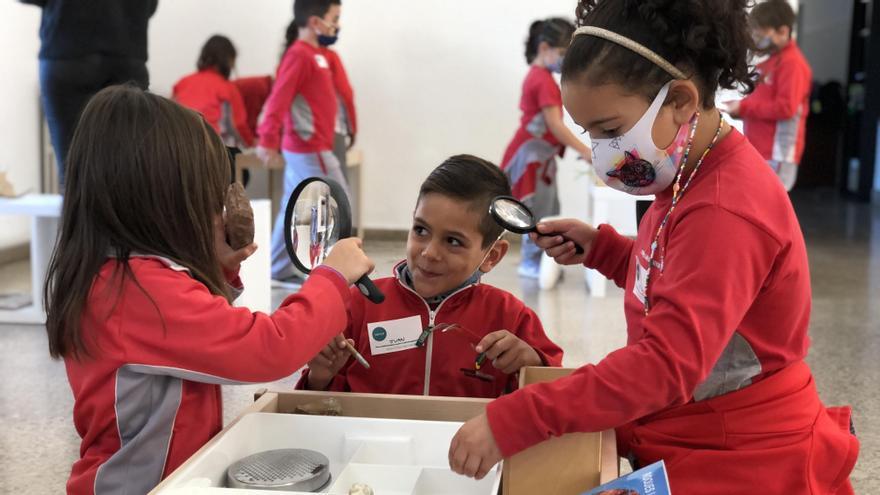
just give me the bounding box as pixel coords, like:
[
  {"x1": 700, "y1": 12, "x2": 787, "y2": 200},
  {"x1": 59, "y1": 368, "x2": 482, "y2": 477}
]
[{"x1": 367, "y1": 315, "x2": 423, "y2": 356}]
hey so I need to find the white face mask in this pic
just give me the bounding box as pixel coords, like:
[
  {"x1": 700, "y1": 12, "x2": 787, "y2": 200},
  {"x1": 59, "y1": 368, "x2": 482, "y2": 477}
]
[{"x1": 590, "y1": 82, "x2": 695, "y2": 195}]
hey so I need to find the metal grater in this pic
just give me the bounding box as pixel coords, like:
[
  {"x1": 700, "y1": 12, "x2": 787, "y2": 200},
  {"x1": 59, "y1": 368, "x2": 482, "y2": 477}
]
[{"x1": 226, "y1": 448, "x2": 331, "y2": 492}]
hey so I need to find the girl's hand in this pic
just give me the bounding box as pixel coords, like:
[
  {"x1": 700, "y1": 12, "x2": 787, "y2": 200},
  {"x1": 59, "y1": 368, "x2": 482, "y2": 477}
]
[
  {"x1": 322, "y1": 238, "x2": 375, "y2": 285},
  {"x1": 305, "y1": 334, "x2": 351, "y2": 390},
  {"x1": 529, "y1": 218, "x2": 598, "y2": 265},
  {"x1": 448, "y1": 413, "x2": 503, "y2": 480},
  {"x1": 475, "y1": 330, "x2": 542, "y2": 375},
  {"x1": 214, "y1": 216, "x2": 257, "y2": 274}
]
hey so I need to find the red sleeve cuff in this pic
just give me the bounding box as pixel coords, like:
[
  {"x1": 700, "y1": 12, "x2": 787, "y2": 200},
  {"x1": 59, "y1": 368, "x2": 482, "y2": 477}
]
[
  {"x1": 258, "y1": 135, "x2": 280, "y2": 151},
  {"x1": 583, "y1": 223, "x2": 627, "y2": 269},
  {"x1": 486, "y1": 392, "x2": 548, "y2": 458}
]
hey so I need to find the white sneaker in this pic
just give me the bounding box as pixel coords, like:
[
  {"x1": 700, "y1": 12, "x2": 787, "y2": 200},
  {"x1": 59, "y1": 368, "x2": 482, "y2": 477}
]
[{"x1": 539, "y1": 252, "x2": 563, "y2": 290}]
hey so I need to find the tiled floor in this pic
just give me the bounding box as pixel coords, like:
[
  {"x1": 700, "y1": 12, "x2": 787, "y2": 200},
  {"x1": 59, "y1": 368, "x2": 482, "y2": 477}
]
[{"x1": 0, "y1": 190, "x2": 877, "y2": 493}]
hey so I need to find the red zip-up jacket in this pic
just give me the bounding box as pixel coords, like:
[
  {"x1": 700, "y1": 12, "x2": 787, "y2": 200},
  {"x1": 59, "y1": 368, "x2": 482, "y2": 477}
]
[
  {"x1": 258, "y1": 40, "x2": 336, "y2": 153},
  {"x1": 297, "y1": 263, "x2": 564, "y2": 397},
  {"x1": 173, "y1": 68, "x2": 254, "y2": 147},
  {"x1": 739, "y1": 42, "x2": 813, "y2": 165},
  {"x1": 64, "y1": 257, "x2": 350, "y2": 495},
  {"x1": 485, "y1": 130, "x2": 857, "y2": 492},
  {"x1": 322, "y1": 47, "x2": 357, "y2": 136}
]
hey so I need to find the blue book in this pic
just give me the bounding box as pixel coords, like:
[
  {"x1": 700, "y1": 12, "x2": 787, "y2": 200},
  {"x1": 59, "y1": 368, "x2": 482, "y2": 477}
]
[{"x1": 581, "y1": 461, "x2": 671, "y2": 495}]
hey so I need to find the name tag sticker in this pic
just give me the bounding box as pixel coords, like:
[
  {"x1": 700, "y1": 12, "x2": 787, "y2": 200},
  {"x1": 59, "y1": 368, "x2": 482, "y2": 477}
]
[{"x1": 367, "y1": 315, "x2": 423, "y2": 356}]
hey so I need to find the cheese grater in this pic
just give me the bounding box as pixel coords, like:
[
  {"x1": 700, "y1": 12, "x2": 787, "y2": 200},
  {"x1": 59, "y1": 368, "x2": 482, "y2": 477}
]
[{"x1": 226, "y1": 448, "x2": 331, "y2": 491}]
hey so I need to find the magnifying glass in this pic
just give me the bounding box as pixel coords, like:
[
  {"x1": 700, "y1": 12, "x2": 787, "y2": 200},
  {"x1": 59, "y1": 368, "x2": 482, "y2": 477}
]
[
  {"x1": 283, "y1": 177, "x2": 385, "y2": 304},
  {"x1": 489, "y1": 196, "x2": 584, "y2": 255}
]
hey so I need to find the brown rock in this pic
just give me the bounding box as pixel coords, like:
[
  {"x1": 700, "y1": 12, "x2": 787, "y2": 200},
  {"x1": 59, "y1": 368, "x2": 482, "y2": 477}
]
[{"x1": 225, "y1": 183, "x2": 254, "y2": 249}]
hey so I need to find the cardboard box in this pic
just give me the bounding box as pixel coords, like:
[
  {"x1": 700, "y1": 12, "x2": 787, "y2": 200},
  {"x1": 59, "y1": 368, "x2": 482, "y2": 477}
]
[
  {"x1": 503, "y1": 367, "x2": 619, "y2": 495},
  {"x1": 152, "y1": 370, "x2": 617, "y2": 494}
]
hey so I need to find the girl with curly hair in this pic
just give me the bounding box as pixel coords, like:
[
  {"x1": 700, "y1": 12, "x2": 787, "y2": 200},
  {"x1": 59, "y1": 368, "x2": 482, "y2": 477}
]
[{"x1": 448, "y1": 1, "x2": 859, "y2": 492}]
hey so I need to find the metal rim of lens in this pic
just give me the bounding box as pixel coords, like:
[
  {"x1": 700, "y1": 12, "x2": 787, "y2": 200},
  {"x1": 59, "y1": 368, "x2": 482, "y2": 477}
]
[{"x1": 489, "y1": 195, "x2": 535, "y2": 234}]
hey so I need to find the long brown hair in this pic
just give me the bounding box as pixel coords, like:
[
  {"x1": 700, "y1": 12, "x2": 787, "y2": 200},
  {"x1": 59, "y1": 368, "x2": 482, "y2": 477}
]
[{"x1": 45, "y1": 85, "x2": 231, "y2": 360}]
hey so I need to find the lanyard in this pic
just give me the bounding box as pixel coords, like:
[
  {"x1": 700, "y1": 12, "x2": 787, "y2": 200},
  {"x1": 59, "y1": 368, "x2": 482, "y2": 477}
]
[{"x1": 643, "y1": 113, "x2": 724, "y2": 315}]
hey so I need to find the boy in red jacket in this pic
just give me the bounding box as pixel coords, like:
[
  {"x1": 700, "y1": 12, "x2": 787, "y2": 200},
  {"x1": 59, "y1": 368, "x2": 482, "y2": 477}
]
[
  {"x1": 298, "y1": 155, "x2": 564, "y2": 397},
  {"x1": 726, "y1": 0, "x2": 812, "y2": 191}
]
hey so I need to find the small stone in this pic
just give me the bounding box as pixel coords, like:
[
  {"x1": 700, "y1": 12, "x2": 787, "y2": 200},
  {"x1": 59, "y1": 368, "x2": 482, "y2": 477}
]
[
  {"x1": 349, "y1": 482, "x2": 374, "y2": 495},
  {"x1": 225, "y1": 183, "x2": 254, "y2": 249}
]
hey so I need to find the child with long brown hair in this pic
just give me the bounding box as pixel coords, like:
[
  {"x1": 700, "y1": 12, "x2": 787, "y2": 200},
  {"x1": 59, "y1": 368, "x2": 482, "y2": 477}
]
[{"x1": 44, "y1": 84, "x2": 373, "y2": 494}]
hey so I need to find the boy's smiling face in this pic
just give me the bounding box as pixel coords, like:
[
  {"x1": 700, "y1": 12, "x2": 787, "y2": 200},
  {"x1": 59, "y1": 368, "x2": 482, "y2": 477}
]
[{"x1": 407, "y1": 193, "x2": 507, "y2": 299}]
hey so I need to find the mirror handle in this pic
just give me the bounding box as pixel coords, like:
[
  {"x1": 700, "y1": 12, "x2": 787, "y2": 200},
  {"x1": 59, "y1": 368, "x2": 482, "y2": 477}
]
[{"x1": 355, "y1": 275, "x2": 385, "y2": 304}]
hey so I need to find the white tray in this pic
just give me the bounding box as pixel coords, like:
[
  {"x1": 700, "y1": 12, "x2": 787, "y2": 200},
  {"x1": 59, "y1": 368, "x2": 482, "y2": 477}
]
[{"x1": 154, "y1": 413, "x2": 501, "y2": 495}]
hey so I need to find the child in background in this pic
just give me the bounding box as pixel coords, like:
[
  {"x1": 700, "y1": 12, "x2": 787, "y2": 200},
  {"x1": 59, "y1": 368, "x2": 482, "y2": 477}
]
[
  {"x1": 45, "y1": 85, "x2": 374, "y2": 494},
  {"x1": 284, "y1": 19, "x2": 358, "y2": 176},
  {"x1": 258, "y1": 0, "x2": 348, "y2": 285},
  {"x1": 298, "y1": 155, "x2": 563, "y2": 397},
  {"x1": 173, "y1": 35, "x2": 254, "y2": 148},
  {"x1": 501, "y1": 18, "x2": 592, "y2": 280}
]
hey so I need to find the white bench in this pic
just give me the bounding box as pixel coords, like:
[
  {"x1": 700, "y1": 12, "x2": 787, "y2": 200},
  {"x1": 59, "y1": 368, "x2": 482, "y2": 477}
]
[
  {"x1": 584, "y1": 182, "x2": 653, "y2": 297},
  {"x1": 0, "y1": 194, "x2": 271, "y2": 325},
  {"x1": 0, "y1": 194, "x2": 61, "y2": 324}
]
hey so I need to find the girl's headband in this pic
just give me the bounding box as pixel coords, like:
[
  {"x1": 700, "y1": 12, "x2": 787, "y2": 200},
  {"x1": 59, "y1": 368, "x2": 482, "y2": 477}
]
[{"x1": 572, "y1": 26, "x2": 688, "y2": 80}]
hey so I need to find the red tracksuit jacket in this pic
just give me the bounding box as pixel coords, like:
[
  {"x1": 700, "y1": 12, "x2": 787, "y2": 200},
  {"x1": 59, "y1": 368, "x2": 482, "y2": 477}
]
[
  {"x1": 258, "y1": 40, "x2": 336, "y2": 153},
  {"x1": 486, "y1": 130, "x2": 858, "y2": 493},
  {"x1": 322, "y1": 47, "x2": 357, "y2": 136},
  {"x1": 739, "y1": 42, "x2": 813, "y2": 165},
  {"x1": 172, "y1": 68, "x2": 254, "y2": 147},
  {"x1": 297, "y1": 263, "x2": 564, "y2": 397},
  {"x1": 64, "y1": 258, "x2": 350, "y2": 494}
]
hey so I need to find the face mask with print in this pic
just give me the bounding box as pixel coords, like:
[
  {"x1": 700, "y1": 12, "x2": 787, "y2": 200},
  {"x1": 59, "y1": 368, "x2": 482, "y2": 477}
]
[{"x1": 590, "y1": 82, "x2": 695, "y2": 195}]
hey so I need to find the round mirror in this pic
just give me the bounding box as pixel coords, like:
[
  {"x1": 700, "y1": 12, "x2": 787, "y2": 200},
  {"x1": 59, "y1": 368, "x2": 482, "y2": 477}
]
[
  {"x1": 489, "y1": 196, "x2": 536, "y2": 234},
  {"x1": 284, "y1": 178, "x2": 344, "y2": 274},
  {"x1": 283, "y1": 177, "x2": 385, "y2": 304}
]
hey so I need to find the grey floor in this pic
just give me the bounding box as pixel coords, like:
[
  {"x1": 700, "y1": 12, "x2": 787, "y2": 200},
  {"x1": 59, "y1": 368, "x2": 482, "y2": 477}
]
[{"x1": 0, "y1": 190, "x2": 877, "y2": 493}]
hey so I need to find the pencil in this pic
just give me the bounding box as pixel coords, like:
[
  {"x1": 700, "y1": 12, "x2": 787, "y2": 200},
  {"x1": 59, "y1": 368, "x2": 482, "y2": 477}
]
[{"x1": 344, "y1": 340, "x2": 371, "y2": 369}]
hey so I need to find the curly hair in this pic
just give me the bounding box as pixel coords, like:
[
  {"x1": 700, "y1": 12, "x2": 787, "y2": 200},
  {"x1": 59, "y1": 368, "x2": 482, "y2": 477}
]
[{"x1": 561, "y1": 0, "x2": 758, "y2": 108}]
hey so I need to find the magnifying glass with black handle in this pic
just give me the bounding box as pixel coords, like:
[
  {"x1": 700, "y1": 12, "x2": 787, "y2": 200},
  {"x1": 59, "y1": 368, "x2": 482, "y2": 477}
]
[
  {"x1": 488, "y1": 195, "x2": 585, "y2": 255},
  {"x1": 283, "y1": 177, "x2": 385, "y2": 304}
]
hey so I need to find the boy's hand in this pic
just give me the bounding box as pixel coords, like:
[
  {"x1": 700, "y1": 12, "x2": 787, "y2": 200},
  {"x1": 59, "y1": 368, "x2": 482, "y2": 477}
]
[
  {"x1": 475, "y1": 330, "x2": 542, "y2": 375},
  {"x1": 214, "y1": 216, "x2": 257, "y2": 274},
  {"x1": 305, "y1": 334, "x2": 351, "y2": 390},
  {"x1": 530, "y1": 218, "x2": 598, "y2": 265},
  {"x1": 322, "y1": 238, "x2": 375, "y2": 285}
]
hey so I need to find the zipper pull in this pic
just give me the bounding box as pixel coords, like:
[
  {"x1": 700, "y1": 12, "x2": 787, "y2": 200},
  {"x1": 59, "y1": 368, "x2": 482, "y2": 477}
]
[
  {"x1": 417, "y1": 311, "x2": 439, "y2": 348},
  {"x1": 416, "y1": 326, "x2": 433, "y2": 347}
]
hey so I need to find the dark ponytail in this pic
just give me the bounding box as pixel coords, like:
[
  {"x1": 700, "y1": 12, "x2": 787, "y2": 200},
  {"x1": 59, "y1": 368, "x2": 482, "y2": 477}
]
[
  {"x1": 524, "y1": 18, "x2": 576, "y2": 64},
  {"x1": 285, "y1": 19, "x2": 298, "y2": 51},
  {"x1": 562, "y1": 0, "x2": 758, "y2": 108},
  {"x1": 197, "y1": 35, "x2": 237, "y2": 79}
]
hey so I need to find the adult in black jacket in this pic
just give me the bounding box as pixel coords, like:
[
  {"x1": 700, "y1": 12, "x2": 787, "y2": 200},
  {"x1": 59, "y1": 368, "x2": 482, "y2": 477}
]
[{"x1": 21, "y1": 0, "x2": 158, "y2": 188}]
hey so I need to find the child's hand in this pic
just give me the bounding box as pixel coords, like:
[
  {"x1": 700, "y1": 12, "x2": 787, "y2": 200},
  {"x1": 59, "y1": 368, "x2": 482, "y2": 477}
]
[
  {"x1": 475, "y1": 330, "x2": 542, "y2": 375},
  {"x1": 256, "y1": 146, "x2": 284, "y2": 168},
  {"x1": 322, "y1": 238, "x2": 375, "y2": 285},
  {"x1": 305, "y1": 334, "x2": 351, "y2": 390},
  {"x1": 530, "y1": 218, "x2": 598, "y2": 265},
  {"x1": 214, "y1": 216, "x2": 257, "y2": 274}
]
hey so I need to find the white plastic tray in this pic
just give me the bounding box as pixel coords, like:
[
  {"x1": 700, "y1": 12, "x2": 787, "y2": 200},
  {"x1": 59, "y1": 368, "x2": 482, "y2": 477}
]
[{"x1": 154, "y1": 413, "x2": 501, "y2": 494}]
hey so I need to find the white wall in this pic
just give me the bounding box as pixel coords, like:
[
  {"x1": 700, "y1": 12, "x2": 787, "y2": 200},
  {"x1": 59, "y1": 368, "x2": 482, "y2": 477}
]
[
  {"x1": 0, "y1": 3, "x2": 42, "y2": 251},
  {"x1": 334, "y1": 0, "x2": 581, "y2": 230}
]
